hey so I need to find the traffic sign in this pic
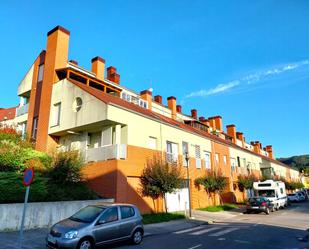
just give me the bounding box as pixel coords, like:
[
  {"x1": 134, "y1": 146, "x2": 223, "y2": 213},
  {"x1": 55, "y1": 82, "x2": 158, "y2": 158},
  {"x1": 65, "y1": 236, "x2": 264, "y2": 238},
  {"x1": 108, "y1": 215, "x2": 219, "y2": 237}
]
[{"x1": 23, "y1": 168, "x2": 34, "y2": 187}]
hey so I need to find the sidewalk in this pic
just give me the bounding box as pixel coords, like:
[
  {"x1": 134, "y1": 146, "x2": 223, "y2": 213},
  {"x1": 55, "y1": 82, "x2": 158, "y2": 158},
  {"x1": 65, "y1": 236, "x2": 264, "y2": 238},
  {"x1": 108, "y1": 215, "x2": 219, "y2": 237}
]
[
  {"x1": 0, "y1": 219, "x2": 205, "y2": 249},
  {"x1": 192, "y1": 208, "x2": 245, "y2": 223}
]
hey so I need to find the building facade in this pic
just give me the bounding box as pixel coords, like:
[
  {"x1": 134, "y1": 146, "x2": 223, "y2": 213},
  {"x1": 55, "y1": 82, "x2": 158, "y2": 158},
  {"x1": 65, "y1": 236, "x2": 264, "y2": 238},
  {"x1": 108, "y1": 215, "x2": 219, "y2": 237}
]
[{"x1": 5, "y1": 26, "x2": 300, "y2": 213}]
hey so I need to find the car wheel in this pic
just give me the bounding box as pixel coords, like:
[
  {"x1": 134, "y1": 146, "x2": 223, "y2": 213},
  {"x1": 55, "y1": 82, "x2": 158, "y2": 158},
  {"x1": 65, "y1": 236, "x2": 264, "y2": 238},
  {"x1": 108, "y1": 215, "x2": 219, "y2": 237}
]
[
  {"x1": 271, "y1": 207, "x2": 275, "y2": 212},
  {"x1": 132, "y1": 229, "x2": 143, "y2": 245},
  {"x1": 265, "y1": 208, "x2": 270, "y2": 215},
  {"x1": 77, "y1": 238, "x2": 93, "y2": 249}
]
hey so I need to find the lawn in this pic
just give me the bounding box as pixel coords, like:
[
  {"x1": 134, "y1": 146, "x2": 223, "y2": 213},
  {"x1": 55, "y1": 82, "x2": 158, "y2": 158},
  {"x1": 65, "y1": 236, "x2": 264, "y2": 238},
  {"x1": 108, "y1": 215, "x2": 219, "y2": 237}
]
[
  {"x1": 198, "y1": 203, "x2": 238, "y2": 212},
  {"x1": 142, "y1": 212, "x2": 185, "y2": 224}
]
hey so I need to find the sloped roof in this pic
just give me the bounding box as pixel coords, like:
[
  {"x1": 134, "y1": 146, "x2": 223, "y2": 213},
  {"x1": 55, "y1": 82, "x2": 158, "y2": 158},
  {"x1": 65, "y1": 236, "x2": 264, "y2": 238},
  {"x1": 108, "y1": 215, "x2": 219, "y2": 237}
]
[
  {"x1": 67, "y1": 79, "x2": 294, "y2": 171},
  {"x1": 0, "y1": 107, "x2": 16, "y2": 121}
]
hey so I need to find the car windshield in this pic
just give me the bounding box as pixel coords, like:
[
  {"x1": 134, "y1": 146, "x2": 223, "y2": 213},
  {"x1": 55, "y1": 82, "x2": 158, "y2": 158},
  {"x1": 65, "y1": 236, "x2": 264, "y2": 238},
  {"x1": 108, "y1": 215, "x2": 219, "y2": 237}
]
[
  {"x1": 257, "y1": 190, "x2": 275, "y2": 197},
  {"x1": 70, "y1": 206, "x2": 105, "y2": 223}
]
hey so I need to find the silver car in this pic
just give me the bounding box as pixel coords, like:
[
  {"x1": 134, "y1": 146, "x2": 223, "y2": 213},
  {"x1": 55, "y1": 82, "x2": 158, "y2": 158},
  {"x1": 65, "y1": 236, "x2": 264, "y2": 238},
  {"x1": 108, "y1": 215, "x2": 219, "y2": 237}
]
[{"x1": 46, "y1": 203, "x2": 144, "y2": 249}]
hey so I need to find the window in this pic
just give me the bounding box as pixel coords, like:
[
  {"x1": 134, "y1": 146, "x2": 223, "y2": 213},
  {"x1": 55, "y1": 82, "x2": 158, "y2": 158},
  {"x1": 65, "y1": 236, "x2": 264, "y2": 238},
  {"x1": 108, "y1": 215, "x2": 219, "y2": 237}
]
[
  {"x1": 182, "y1": 141, "x2": 189, "y2": 167},
  {"x1": 120, "y1": 206, "x2": 135, "y2": 219},
  {"x1": 121, "y1": 92, "x2": 131, "y2": 102},
  {"x1": 148, "y1": 136, "x2": 157, "y2": 150},
  {"x1": 215, "y1": 153, "x2": 220, "y2": 165},
  {"x1": 38, "y1": 64, "x2": 44, "y2": 82},
  {"x1": 166, "y1": 141, "x2": 178, "y2": 163},
  {"x1": 139, "y1": 99, "x2": 148, "y2": 109},
  {"x1": 32, "y1": 117, "x2": 38, "y2": 140},
  {"x1": 230, "y1": 157, "x2": 236, "y2": 172},
  {"x1": 204, "y1": 151, "x2": 211, "y2": 169},
  {"x1": 98, "y1": 207, "x2": 118, "y2": 223},
  {"x1": 242, "y1": 158, "x2": 246, "y2": 168},
  {"x1": 237, "y1": 156, "x2": 241, "y2": 167},
  {"x1": 195, "y1": 145, "x2": 201, "y2": 169},
  {"x1": 51, "y1": 102, "x2": 61, "y2": 127},
  {"x1": 223, "y1": 155, "x2": 227, "y2": 164},
  {"x1": 73, "y1": 97, "x2": 83, "y2": 112}
]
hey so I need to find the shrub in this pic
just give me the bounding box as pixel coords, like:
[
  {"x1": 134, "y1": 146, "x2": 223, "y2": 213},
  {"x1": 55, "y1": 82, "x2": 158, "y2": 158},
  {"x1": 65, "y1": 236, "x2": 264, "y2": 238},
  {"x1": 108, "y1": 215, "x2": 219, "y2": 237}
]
[
  {"x1": 237, "y1": 175, "x2": 257, "y2": 192},
  {"x1": 48, "y1": 151, "x2": 84, "y2": 184}
]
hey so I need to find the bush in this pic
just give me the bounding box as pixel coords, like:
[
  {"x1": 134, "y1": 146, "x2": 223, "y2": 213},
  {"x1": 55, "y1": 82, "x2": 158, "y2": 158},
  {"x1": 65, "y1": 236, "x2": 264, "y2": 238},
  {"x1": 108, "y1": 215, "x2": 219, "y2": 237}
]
[
  {"x1": 237, "y1": 175, "x2": 257, "y2": 192},
  {"x1": 48, "y1": 151, "x2": 83, "y2": 184}
]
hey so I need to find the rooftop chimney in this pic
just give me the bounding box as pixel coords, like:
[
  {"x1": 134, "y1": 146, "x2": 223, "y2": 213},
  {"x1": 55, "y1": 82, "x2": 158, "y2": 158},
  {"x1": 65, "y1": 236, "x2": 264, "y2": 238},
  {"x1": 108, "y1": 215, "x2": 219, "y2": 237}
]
[
  {"x1": 191, "y1": 109, "x2": 197, "y2": 119},
  {"x1": 167, "y1": 96, "x2": 177, "y2": 120},
  {"x1": 176, "y1": 105, "x2": 182, "y2": 113},
  {"x1": 266, "y1": 145, "x2": 274, "y2": 159},
  {"x1": 154, "y1": 95, "x2": 162, "y2": 104},
  {"x1": 91, "y1": 56, "x2": 105, "y2": 81},
  {"x1": 107, "y1": 66, "x2": 120, "y2": 84},
  {"x1": 214, "y1": 116, "x2": 222, "y2": 131},
  {"x1": 208, "y1": 117, "x2": 216, "y2": 130},
  {"x1": 236, "y1": 132, "x2": 245, "y2": 147},
  {"x1": 252, "y1": 141, "x2": 261, "y2": 154},
  {"x1": 199, "y1": 116, "x2": 206, "y2": 122},
  {"x1": 226, "y1": 124, "x2": 236, "y2": 143},
  {"x1": 140, "y1": 90, "x2": 152, "y2": 110},
  {"x1": 69, "y1": 60, "x2": 78, "y2": 65}
]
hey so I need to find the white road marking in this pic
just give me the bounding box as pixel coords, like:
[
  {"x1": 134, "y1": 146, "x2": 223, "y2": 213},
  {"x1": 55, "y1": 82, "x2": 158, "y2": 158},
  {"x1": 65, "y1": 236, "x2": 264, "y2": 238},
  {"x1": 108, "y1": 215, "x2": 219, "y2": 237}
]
[
  {"x1": 209, "y1": 227, "x2": 239, "y2": 237},
  {"x1": 190, "y1": 226, "x2": 221, "y2": 235},
  {"x1": 234, "y1": 239, "x2": 251, "y2": 244},
  {"x1": 174, "y1": 226, "x2": 207, "y2": 234},
  {"x1": 217, "y1": 238, "x2": 226, "y2": 240},
  {"x1": 188, "y1": 244, "x2": 202, "y2": 249}
]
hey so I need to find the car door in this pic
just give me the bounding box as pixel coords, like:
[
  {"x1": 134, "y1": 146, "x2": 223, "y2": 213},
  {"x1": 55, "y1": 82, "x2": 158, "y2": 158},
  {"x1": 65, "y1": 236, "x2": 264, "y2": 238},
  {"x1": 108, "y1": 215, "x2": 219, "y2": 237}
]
[
  {"x1": 118, "y1": 206, "x2": 136, "y2": 238},
  {"x1": 93, "y1": 207, "x2": 121, "y2": 244}
]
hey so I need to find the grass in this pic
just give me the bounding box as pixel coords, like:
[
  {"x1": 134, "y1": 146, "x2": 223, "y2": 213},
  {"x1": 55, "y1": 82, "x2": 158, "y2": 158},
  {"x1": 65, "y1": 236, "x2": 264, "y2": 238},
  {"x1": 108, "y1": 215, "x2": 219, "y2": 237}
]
[
  {"x1": 142, "y1": 212, "x2": 185, "y2": 224},
  {"x1": 198, "y1": 203, "x2": 238, "y2": 212}
]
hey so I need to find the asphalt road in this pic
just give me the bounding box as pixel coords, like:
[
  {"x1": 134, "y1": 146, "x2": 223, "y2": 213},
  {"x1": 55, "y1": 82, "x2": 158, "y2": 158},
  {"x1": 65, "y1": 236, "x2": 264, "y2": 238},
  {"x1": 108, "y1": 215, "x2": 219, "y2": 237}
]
[{"x1": 112, "y1": 201, "x2": 309, "y2": 249}]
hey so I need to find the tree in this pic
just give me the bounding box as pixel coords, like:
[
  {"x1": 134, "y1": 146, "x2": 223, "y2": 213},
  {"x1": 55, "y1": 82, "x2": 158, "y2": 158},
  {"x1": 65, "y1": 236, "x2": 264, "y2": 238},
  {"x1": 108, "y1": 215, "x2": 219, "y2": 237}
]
[
  {"x1": 237, "y1": 175, "x2": 257, "y2": 200},
  {"x1": 140, "y1": 157, "x2": 183, "y2": 213},
  {"x1": 195, "y1": 171, "x2": 228, "y2": 205}
]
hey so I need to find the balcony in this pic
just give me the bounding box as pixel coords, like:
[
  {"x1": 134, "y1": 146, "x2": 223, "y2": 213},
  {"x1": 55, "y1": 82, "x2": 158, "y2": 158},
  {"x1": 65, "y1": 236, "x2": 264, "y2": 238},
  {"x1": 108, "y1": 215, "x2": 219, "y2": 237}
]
[
  {"x1": 86, "y1": 144, "x2": 127, "y2": 162},
  {"x1": 16, "y1": 103, "x2": 29, "y2": 117}
]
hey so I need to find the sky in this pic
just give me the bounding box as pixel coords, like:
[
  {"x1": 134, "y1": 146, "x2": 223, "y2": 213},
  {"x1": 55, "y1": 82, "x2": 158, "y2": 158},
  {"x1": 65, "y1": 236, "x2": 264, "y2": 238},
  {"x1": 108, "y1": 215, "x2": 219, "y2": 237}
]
[{"x1": 0, "y1": 0, "x2": 308, "y2": 158}]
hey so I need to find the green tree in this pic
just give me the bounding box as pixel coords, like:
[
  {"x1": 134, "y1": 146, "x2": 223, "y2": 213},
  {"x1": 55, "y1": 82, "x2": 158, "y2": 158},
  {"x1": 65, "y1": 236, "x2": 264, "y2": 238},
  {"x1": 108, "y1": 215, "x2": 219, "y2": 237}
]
[
  {"x1": 140, "y1": 157, "x2": 183, "y2": 213},
  {"x1": 195, "y1": 171, "x2": 228, "y2": 205}
]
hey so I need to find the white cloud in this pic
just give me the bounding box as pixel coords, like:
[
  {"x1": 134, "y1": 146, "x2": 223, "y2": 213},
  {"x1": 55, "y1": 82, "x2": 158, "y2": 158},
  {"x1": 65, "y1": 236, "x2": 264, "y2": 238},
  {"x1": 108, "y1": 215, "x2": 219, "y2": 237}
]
[{"x1": 185, "y1": 60, "x2": 309, "y2": 98}]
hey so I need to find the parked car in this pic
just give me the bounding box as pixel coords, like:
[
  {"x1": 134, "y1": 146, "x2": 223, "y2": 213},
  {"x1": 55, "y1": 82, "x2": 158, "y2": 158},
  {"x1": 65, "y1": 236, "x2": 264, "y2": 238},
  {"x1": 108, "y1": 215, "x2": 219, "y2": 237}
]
[
  {"x1": 296, "y1": 192, "x2": 306, "y2": 201},
  {"x1": 246, "y1": 197, "x2": 275, "y2": 215},
  {"x1": 287, "y1": 193, "x2": 300, "y2": 202},
  {"x1": 46, "y1": 203, "x2": 144, "y2": 249}
]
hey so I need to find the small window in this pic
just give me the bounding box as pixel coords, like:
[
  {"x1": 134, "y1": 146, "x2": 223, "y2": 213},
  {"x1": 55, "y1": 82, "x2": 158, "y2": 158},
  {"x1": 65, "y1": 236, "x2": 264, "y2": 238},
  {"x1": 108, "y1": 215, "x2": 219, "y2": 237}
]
[
  {"x1": 139, "y1": 99, "x2": 148, "y2": 109},
  {"x1": 51, "y1": 102, "x2": 61, "y2": 127},
  {"x1": 223, "y1": 155, "x2": 227, "y2": 164},
  {"x1": 32, "y1": 117, "x2": 38, "y2": 140},
  {"x1": 166, "y1": 141, "x2": 178, "y2": 163},
  {"x1": 121, "y1": 92, "x2": 131, "y2": 102},
  {"x1": 195, "y1": 145, "x2": 201, "y2": 169},
  {"x1": 120, "y1": 206, "x2": 135, "y2": 219},
  {"x1": 237, "y1": 156, "x2": 241, "y2": 167},
  {"x1": 182, "y1": 141, "x2": 189, "y2": 167},
  {"x1": 204, "y1": 151, "x2": 211, "y2": 169},
  {"x1": 215, "y1": 153, "x2": 219, "y2": 165},
  {"x1": 38, "y1": 64, "x2": 44, "y2": 82},
  {"x1": 73, "y1": 97, "x2": 83, "y2": 112},
  {"x1": 98, "y1": 207, "x2": 118, "y2": 224},
  {"x1": 148, "y1": 136, "x2": 157, "y2": 150}
]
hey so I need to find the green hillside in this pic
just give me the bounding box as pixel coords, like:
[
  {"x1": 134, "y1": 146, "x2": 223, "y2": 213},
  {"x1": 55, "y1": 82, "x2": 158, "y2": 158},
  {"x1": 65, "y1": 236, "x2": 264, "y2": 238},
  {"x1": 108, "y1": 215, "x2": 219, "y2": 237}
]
[{"x1": 277, "y1": 154, "x2": 309, "y2": 173}]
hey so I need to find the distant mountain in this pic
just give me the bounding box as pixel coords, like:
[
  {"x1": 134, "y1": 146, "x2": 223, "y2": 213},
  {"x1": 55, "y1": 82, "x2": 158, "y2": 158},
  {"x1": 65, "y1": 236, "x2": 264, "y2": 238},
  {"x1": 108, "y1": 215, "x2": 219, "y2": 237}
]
[{"x1": 277, "y1": 154, "x2": 309, "y2": 172}]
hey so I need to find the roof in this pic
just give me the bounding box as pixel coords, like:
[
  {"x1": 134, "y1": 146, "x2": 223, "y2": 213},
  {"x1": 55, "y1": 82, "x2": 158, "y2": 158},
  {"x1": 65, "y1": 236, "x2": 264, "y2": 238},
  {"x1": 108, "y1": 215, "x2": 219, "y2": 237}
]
[
  {"x1": 67, "y1": 79, "x2": 294, "y2": 171},
  {"x1": 0, "y1": 107, "x2": 16, "y2": 121}
]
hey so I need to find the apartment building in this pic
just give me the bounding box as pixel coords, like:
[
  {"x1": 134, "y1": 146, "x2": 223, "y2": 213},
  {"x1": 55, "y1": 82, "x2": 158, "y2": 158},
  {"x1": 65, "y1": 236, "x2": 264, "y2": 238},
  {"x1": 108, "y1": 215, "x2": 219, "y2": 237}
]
[{"x1": 5, "y1": 26, "x2": 300, "y2": 213}]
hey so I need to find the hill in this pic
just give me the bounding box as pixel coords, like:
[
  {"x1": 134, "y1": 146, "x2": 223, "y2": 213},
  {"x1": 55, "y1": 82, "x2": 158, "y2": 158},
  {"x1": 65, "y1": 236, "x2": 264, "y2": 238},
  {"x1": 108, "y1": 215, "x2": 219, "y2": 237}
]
[{"x1": 277, "y1": 154, "x2": 309, "y2": 173}]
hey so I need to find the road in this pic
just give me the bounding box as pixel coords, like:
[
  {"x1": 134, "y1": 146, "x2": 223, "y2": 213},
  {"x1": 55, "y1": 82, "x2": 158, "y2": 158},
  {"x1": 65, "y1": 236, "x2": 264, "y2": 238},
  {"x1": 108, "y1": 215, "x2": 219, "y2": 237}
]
[{"x1": 112, "y1": 201, "x2": 309, "y2": 249}]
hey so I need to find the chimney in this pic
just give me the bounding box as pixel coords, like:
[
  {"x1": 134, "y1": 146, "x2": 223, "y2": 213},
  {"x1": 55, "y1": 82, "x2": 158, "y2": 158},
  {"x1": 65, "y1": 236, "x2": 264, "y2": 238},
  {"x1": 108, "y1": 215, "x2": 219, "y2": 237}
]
[
  {"x1": 252, "y1": 141, "x2": 261, "y2": 154},
  {"x1": 266, "y1": 145, "x2": 274, "y2": 159},
  {"x1": 167, "y1": 96, "x2": 177, "y2": 120},
  {"x1": 69, "y1": 60, "x2": 78, "y2": 65},
  {"x1": 226, "y1": 124, "x2": 236, "y2": 143},
  {"x1": 191, "y1": 109, "x2": 197, "y2": 119},
  {"x1": 208, "y1": 117, "x2": 216, "y2": 130},
  {"x1": 236, "y1": 132, "x2": 245, "y2": 147},
  {"x1": 214, "y1": 116, "x2": 222, "y2": 131},
  {"x1": 140, "y1": 90, "x2": 152, "y2": 110},
  {"x1": 176, "y1": 105, "x2": 182, "y2": 113},
  {"x1": 91, "y1": 56, "x2": 105, "y2": 81},
  {"x1": 199, "y1": 116, "x2": 206, "y2": 122},
  {"x1": 107, "y1": 66, "x2": 120, "y2": 84},
  {"x1": 154, "y1": 95, "x2": 162, "y2": 104}
]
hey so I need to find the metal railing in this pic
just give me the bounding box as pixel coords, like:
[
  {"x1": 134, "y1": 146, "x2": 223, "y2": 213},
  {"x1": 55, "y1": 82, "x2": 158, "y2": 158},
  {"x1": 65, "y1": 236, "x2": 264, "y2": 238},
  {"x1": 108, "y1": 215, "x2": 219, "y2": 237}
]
[
  {"x1": 16, "y1": 103, "x2": 29, "y2": 117},
  {"x1": 86, "y1": 144, "x2": 127, "y2": 162}
]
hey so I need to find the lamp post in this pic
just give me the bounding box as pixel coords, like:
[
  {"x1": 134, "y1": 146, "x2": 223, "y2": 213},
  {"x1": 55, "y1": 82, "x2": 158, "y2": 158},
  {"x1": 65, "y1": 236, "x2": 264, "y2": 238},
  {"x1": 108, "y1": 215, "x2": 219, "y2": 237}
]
[{"x1": 185, "y1": 151, "x2": 192, "y2": 218}]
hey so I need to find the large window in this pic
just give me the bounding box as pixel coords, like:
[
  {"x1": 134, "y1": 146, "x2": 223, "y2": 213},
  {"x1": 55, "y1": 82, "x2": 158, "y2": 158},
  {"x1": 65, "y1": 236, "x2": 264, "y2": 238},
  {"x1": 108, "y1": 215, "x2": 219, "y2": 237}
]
[
  {"x1": 182, "y1": 141, "x2": 189, "y2": 167},
  {"x1": 166, "y1": 141, "x2": 178, "y2": 163},
  {"x1": 195, "y1": 145, "x2": 201, "y2": 169},
  {"x1": 204, "y1": 151, "x2": 211, "y2": 169},
  {"x1": 51, "y1": 102, "x2": 61, "y2": 127},
  {"x1": 38, "y1": 64, "x2": 44, "y2": 82}
]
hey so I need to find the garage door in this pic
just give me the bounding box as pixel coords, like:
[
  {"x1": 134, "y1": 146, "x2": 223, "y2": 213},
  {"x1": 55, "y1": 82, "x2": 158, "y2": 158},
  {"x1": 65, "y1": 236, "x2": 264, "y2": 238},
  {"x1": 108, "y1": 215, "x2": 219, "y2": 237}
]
[{"x1": 166, "y1": 188, "x2": 189, "y2": 212}]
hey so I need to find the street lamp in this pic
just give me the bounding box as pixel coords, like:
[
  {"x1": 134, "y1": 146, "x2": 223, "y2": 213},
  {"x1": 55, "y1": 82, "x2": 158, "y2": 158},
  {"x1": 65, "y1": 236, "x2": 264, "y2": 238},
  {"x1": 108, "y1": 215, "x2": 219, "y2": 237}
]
[{"x1": 185, "y1": 151, "x2": 192, "y2": 218}]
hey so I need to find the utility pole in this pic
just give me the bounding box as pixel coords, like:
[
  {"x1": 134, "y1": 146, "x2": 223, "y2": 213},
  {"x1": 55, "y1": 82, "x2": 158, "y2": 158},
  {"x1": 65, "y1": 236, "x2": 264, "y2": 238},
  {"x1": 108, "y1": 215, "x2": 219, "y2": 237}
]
[{"x1": 185, "y1": 152, "x2": 192, "y2": 218}]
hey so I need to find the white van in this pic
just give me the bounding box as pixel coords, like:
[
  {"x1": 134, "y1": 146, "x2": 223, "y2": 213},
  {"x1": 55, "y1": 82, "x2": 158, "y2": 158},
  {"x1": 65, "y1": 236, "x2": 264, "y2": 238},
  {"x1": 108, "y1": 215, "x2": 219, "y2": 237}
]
[{"x1": 253, "y1": 180, "x2": 288, "y2": 209}]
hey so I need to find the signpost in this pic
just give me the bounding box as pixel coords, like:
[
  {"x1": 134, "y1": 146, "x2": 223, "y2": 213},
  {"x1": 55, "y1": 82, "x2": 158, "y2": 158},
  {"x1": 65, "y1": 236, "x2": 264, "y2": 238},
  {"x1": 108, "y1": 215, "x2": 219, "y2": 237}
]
[{"x1": 18, "y1": 168, "x2": 35, "y2": 249}]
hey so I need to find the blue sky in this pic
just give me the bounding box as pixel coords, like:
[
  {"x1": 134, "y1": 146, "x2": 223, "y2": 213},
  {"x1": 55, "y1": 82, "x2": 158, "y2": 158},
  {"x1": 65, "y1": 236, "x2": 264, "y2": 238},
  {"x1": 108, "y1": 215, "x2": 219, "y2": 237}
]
[{"x1": 0, "y1": 0, "x2": 308, "y2": 157}]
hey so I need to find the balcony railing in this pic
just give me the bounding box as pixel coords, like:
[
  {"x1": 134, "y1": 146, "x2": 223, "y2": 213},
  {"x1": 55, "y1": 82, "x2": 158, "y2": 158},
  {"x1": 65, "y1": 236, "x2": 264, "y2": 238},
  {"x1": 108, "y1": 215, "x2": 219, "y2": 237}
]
[
  {"x1": 86, "y1": 144, "x2": 127, "y2": 162},
  {"x1": 16, "y1": 103, "x2": 29, "y2": 117}
]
